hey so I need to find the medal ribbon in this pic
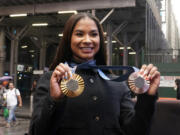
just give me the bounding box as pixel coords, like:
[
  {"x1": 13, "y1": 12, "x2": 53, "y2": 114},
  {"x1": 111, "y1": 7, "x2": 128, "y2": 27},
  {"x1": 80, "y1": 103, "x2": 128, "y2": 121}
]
[{"x1": 68, "y1": 60, "x2": 139, "y2": 82}]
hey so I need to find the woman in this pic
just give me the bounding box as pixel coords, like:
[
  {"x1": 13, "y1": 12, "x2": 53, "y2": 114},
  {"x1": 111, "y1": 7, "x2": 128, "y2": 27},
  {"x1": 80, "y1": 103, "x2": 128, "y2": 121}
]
[{"x1": 29, "y1": 13, "x2": 160, "y2": 135}]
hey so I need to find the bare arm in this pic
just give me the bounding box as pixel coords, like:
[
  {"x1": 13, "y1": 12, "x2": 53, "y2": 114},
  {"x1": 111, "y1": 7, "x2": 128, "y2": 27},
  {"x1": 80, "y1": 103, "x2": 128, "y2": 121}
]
[{"x1": 17, "y1": 95, "x2": 22, "y2": 107}]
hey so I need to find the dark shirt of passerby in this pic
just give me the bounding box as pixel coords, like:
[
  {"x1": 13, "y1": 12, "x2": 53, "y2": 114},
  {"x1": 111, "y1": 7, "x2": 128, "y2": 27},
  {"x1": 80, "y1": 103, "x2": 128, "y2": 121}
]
[{"x1": 175, "y1": 79, "x2": 180, "y2": 99}]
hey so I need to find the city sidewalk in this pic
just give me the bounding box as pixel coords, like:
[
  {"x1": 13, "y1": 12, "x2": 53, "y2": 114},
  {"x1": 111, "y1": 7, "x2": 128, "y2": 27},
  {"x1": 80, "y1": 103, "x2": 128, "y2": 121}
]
[{"x1": 0, "y1": 117, "x2": 30, "y2": 135}]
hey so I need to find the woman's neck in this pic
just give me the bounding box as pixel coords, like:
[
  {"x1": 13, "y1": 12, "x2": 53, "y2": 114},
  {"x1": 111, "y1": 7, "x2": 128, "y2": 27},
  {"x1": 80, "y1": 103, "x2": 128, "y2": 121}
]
[{"x1": 71, "y1": 57, "x2": 93, "y2": 64}]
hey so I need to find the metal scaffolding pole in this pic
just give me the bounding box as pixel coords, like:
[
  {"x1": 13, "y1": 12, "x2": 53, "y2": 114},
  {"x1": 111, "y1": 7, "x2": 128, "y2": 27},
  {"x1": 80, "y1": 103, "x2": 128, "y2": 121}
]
[
  {"x1": 123, "y1": 32, "x2": 128, "y2": 66},
  {"x1": 5, "y1": 26, "x2": 29, "y2": 86},
  {"x1": 106, "y1": 22, "x2": 112, "y2": 65}
]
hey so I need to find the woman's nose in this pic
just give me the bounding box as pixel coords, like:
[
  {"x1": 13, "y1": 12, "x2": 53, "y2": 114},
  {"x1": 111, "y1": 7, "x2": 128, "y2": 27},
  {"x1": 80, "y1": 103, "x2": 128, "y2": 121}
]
[{"x1": 83, "y1": 35, "x2": 91, "y2": 43}]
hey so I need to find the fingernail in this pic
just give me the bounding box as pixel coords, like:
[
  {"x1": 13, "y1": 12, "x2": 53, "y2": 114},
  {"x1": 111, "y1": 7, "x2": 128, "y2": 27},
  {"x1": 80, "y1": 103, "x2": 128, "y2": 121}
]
[
  {"x1": 69, "y1": 71, "x2": 72, "y2": 78},
  {"x1": 143, "y1": 70, "x2": 148, "y2": 76},
  {"x1": 62, "y1": 75, "x2": 65, "y2": 80}
]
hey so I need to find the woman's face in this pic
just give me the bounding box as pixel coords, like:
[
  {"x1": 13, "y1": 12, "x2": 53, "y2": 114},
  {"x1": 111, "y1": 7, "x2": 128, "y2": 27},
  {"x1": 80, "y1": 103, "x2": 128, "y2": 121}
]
[{"x1": 71, "y1": 17, "x2": 100, "y2": 62}]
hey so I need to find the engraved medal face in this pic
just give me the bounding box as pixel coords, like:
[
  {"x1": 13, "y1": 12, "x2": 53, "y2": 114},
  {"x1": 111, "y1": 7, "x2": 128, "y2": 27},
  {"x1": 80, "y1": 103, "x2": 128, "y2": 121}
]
[
  {"x1": 60, "y1": 73, "x2": 85, "y2": 97},
  {"x1": 128, "y1": 72, "x2": 150, "y2": 94}
]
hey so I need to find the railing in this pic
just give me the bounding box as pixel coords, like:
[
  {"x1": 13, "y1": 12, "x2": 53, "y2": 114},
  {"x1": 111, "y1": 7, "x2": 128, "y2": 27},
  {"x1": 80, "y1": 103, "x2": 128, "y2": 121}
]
[{"x1": 144, "y1": 53, "x2": 180, "y2": 63}]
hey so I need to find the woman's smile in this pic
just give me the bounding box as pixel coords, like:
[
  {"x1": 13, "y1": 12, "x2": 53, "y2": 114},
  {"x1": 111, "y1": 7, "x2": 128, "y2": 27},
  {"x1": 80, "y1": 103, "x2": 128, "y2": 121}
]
[{"x1": 80, "y1": 46, "x2": 94, "y2": 52}]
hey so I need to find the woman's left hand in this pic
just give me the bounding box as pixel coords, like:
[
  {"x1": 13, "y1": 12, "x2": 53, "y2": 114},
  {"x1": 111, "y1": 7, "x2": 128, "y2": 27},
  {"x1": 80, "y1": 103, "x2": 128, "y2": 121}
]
[{"x1": 139, "y1": 64, "x2": 160, "y2": 95}]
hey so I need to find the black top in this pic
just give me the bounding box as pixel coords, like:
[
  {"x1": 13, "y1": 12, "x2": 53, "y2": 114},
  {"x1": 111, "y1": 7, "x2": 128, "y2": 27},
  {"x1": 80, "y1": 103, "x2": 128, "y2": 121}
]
[
  {"x1": 176, "y1": 85, "x2": 180, "y2": 99},
  {"x1": 29, "y1": 69, "x2": 157, "y2": 135}
]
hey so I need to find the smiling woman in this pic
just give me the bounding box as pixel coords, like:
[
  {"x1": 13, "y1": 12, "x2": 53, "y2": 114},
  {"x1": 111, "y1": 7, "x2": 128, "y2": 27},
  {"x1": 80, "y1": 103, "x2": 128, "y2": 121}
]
[{"x1": 29, "y1": 12, "x2": 160, "y2": 135}]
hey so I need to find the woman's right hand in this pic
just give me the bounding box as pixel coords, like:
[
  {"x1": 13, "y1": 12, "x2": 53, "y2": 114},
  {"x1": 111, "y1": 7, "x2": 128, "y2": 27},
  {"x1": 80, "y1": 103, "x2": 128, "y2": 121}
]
[{"x1": 50, "y1": 63, "x2": 72, "y2": 101}]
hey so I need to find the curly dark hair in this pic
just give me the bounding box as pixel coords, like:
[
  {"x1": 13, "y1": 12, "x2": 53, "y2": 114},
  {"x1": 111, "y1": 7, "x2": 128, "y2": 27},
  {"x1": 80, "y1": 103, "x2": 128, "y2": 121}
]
[{"x1": 49, "y1": 13, "x2": 107, "y2": 70}]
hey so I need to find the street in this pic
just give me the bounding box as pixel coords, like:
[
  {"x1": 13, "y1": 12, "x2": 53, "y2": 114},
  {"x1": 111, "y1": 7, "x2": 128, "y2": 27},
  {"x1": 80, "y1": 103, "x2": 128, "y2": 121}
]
[{"x1": 0, "y1": 117, "x2": 30, "y2": 135}]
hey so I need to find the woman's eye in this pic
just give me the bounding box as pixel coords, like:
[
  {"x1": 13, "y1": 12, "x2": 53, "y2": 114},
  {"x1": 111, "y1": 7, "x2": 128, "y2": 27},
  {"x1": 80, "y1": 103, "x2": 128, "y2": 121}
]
[
  {"x1": 91, "y1": 33, "x2": 98, "y2": 37},
  {"x1": 76, "y1": 33, "x2": 83, "y2": 36}
]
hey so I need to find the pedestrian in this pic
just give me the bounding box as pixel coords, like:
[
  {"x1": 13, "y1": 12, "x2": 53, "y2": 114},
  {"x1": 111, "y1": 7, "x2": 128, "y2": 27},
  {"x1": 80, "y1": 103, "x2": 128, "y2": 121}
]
[
  {"x1": 30, "y1": 80, "x2": 37, "y2": 96},
  {"x1": 4, "y1": 82, "x2": 22, "y2": 128},
  {"x1": 175, "y1": 79, "x2": 180, "y2": 99},
  {"x1": 2, "y1": 80, "x2": 10, "y2": 89},
  {"x1": 30, "y1": 80, "x2": 37, "y2": 114},
  {"x1": 29, "y1": 13, "x2": 160, "y2": 135},
  {"x1": 0, "y1": 83, "x2": 5, "y2": 110},
  {"x1": 0, "y1": 83, "x2": 6, "y2": 121}
]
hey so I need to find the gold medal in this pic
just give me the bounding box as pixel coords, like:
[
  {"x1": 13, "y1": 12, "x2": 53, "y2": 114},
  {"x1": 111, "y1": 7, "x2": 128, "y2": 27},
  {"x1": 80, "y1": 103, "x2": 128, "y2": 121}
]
[
  {"x1": 128, "y1": 72, "x2": 150, "y2": 94},
  {"x1": 60, "y1": 73, "x2": 85, "y2": 97}
]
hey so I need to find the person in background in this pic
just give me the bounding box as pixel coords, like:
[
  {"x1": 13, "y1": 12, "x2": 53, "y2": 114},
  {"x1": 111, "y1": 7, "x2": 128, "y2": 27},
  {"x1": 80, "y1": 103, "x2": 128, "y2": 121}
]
[
  {"x1": 0, "y1": 83, "x2": 6, "y2": 113},
  {"x1": 4, "y1": 82, "x2": 22, "y2": 128},
  {"x1": 30, "y1": 80, "x2": 37, "y2": 113},
  {"x1": 2, "y1": 80, "x2": 9, "y2": 89},
  {"x1": 0, "y1": 83, "x2": 5, "y2": 106},
  {"x1": 29, "y1": 13, "x2": 160, "y2": 135},
  {"x1": 175, "y1": 79, "x2": 180, "y2": 99},
  {"x1": 0, "y1": 83, "x2": 8, "y2": 126},
  {"x1": 30, "y1": 80, "x2": 37, "y2": 96}
]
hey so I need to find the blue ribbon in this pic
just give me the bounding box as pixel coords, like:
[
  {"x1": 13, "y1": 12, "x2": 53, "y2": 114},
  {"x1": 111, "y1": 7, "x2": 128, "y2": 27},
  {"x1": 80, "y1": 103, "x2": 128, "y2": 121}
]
[{"x1": 67, "y1": 60, "x2": 137, "y2": 82}]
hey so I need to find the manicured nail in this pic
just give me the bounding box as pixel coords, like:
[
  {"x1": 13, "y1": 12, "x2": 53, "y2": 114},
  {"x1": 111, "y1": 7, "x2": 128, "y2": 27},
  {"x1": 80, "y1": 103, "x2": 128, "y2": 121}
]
[{"x1": 69, "y1": 71, "x2": 72, "y2": 78}]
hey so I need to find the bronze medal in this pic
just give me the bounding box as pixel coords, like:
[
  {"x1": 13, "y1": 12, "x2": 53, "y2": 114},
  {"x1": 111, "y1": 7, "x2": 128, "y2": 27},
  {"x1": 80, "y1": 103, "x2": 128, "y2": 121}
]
[{"x1": 60, "y1": 73, "x2": 85, "y2": 97}]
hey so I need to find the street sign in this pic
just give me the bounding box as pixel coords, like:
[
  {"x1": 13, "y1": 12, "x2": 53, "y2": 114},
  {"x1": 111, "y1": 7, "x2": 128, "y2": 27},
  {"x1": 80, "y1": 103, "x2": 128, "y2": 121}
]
[{"x1": 33, "y1": 70, "x2": 44, "y2": 75}]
